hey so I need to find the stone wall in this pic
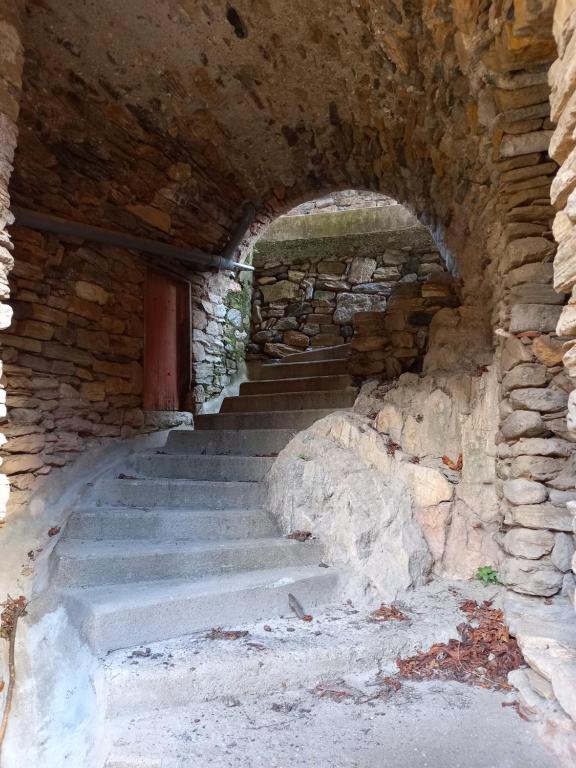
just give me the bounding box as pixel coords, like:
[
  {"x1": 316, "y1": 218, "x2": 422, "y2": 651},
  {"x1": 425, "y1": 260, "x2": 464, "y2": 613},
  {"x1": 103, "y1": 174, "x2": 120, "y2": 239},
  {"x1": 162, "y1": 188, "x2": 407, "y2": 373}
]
[
  {"x1": 0, "y1": 24, "x2": 254, "y2": 504},
  {"x1": 349, "y1": 277, "x2": 459, "y2": 378},
  {"x1": 0, "y1": 0, "x2": 25, "y2": 520},
  {"x1": 549, "y1": 2, "x2": 576, "y2": 590},
  {"x1": 190, "y1": 269, "x2": 252, "y2": 409},
  {"x1": 0, "y1": 227, "x2": 150, "y2": 514},
  {"x1": 250, "y1": 207, "x2": 447, "y2": 359}
]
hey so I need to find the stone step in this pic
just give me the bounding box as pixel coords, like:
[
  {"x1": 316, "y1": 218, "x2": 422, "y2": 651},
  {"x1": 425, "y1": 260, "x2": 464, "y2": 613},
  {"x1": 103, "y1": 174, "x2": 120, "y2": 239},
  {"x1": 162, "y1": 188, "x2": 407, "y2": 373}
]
[
  {"x1": 239, "y1": 374, "x2": 353, "y2": 396},
  {"x1": 64, "y1": 507, "x2": 278, "y2": 541},
  {"x1": 279, "y1": 343, "x2": 351, "y2": 363},
  {"x1": 54, "y1": 537, "x2": 324, "y2": 588},
  {"x1": 63, "y1": 565, "x2": 339, "y2": 653},
  {"x1": 251, "y1": 358, "x2": 349, "y2": 381},
  {"x1": 101, "y1": 580, "x2": 490, "y2": 718},
  {"x1": 129, "y1": 454, "x2": 274, "y2": 481},
  {"x1": 220, "y1": 388, "x2": 357, "y2": 414},
  {"x1": 194, "y1": 409, "x2": 339, "y2": 431},
  {"x1": 90, "y1": 478, "x2": 266, "y2": 508},
  {"x1": 162, "y1": 429, "x2": 294, "y2": 456}
]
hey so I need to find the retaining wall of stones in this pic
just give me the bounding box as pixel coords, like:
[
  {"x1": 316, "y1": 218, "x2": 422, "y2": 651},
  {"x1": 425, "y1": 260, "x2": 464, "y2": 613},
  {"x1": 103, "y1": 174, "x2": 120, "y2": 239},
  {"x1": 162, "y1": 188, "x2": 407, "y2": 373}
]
[
  {"x1": 250, "y1": 224, "x2": 446, "y2": 359},
  {"x1": 190, "y1": 268, "x2": 252, "y2": 409},
  {"x1": 350, "y1": 277, "x2": 460, "y2": 378}
]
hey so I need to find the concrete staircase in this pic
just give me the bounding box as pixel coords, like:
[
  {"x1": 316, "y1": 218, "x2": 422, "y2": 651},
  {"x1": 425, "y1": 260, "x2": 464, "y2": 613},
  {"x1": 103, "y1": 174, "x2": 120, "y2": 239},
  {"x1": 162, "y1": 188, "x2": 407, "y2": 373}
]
[{"x1": 55, "y1": 345, "x2": 356, "y2": 655}]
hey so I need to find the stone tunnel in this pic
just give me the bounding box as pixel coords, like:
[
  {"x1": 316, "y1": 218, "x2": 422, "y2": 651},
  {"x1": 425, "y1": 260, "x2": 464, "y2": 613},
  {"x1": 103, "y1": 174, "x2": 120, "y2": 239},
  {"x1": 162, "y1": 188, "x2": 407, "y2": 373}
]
[{"x1": 0, "y1": 1, "x2": 576, "y2": 766}]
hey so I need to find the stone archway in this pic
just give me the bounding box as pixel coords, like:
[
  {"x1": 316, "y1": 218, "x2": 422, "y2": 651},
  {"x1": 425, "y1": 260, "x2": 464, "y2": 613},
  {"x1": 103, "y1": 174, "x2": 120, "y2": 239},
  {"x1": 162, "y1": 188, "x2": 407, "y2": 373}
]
[{"x1": 0, "y1": 1, "x2": 575, "y2": 765}]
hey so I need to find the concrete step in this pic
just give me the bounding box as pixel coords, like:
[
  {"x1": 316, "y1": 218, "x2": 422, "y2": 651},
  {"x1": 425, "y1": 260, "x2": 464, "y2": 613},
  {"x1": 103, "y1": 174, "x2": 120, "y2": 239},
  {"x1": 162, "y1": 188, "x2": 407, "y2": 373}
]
[
  {"x1": 63, "y1": 565, "x2": 339, "y2": 653},
  {"x1": 194, "y1": 409, "x2": 339, "y2": 431},
  {"x1": 251, "y1": 358, "x2": 349, "y2": 381},
  {"x1": 100, "y1": 580, "x2": 496, "y2": 715},
  {"x1": 90, "y1": 478, "x2": 266, "y2": 508},
  {"x1": 239, "y1": 374, "x2": 353, "y2": 396},
  {"x1": 55, "y1": 537, "x2": 324, "y2": 588},
  {"x1": 162, "y1": 429, "x2": 294, "y2": 456},
  {"x1": 220, "y1": 388, "x2": 357, "y2": 414},
  {"x1": 280, "y1": 343, "x2": 351, "y2": 363},
  {"x1": 129, "y1": 454, "x2": 274, "y2": 481},
  {"x1": 64, "y1": 507, "x2": 278, "y2": 541}
]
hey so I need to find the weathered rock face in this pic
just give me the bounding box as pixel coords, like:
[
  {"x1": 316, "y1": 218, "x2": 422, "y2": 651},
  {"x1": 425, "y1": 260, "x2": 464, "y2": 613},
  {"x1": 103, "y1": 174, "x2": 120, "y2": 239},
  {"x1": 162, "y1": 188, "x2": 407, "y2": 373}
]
[
  {"x1": 268, "y1": 366, "x2": 502, "y2": 596},
  {"x1": 267, "y1": 413, "x2": 433, "y2": 602}
]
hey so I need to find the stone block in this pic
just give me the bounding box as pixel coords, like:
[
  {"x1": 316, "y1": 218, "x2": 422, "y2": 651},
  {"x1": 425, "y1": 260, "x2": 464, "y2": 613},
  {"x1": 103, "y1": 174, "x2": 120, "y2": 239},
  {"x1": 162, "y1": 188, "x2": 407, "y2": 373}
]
[
  {"x1": 503, "y1": 528, "x2": 555, "y2": 559},
  {"x1": 126, "y1": 204, "x2": 171, "y2": 232},
  {"x1": 500, "y1": 334, "x2": 533, "y2": 371},
  {"x1": 274, "y1": 317, "x2": 299, "y2": 331},
  {"x1": 551, "y1": 532, "x2": 575, "y2": 572},
  {"x1": 501, "y1": 410, "x2": 545, "y2": 439},
  {"x1": 501, "y1": 557, "x2": 563, "y2": 597},
  {"x1": 74, "y1": 280, "x2": 109, "y2": 305},
  {"x1": 509, "y1": 503, "x2": 573, "y2": 531},
  {"x1": 348, "y1": 257, "x2": 376, "y2": 284},
  {"x1": 553, "y1": 229, "x2": 576, "y2": 293},
  {"x1": 499, "y1": 130, "x2": 553, "y2": 158},
  {"x1": 503, "y1": 478, "x2": 548, "y2": 505},
  {"x1": 509, "y1": 303, "x2": 562, "y2": 333},
  {"x1": 283, "y1": 330, "x2": 309, "y2": 348},
  {"x1": 509, "y1": 387, "x2": 569, "y2": 412},
  {"x1": 502, "y1": 363, "x2": 546, "y2": 391},
  {"x1": 260, "y1": 281, "x2": 301, "y2": 303},
  {"x1": 556, "y1": 304, "x2": 576, "y2": 336},
  {"x1": 509, "y1": 283, "x2": 564, "y2": 304},
  {"x1": 504, "y1": 262, "x2": 553, "y2": 287},
  {"x1": 76, "y1": 329, "x2": 110, "y2": 352},
  {"x1": 334, "y1": 293, "x2": 387, "y2": 324},
  {"x1": 508, "y1": 455, "x2": 566, "y2": 482},
  {"x1": 501, "y1": 237, "x2": 556, "y2": 274},
  {"x1": 532, "y1": 334, "x2": 565, "y2": 365},
  {"x1": 263, "y1": 342, "x2": 298, "y2": 358}
]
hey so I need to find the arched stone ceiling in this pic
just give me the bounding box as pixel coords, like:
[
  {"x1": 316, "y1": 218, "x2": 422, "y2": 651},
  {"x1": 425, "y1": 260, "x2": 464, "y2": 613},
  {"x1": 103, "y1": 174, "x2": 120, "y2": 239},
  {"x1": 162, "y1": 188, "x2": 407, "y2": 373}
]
[{"x1": 12, "y1": 0, "x2": 557, "y2": 298}]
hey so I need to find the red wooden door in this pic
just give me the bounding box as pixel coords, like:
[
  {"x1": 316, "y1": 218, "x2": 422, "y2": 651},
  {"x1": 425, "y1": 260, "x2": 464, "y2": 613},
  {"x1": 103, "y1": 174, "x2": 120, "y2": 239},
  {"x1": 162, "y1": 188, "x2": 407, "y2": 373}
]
[{"x1": 143, "y1": 270, "x2": 190, "y2": 411}]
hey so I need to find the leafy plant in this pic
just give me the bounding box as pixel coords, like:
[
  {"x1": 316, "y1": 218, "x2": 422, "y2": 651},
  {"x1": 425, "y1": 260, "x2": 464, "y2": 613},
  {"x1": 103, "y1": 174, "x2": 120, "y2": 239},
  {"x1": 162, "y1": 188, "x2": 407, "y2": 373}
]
[{"x1": 476, "y1": 566, "x2": 499, "y2": 586}]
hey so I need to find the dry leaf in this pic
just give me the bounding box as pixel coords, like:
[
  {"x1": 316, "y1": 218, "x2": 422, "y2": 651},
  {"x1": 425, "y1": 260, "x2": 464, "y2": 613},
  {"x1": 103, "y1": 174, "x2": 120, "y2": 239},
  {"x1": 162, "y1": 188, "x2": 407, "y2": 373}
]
[
  {"x1": 442, "y1": 454, "x2": 463, "y2": 471},
  {"x1": 368, "y1": 604, "x2": 409, "y2": 623},
  {"x1": 396, "y1": 600, "x2": 523, "y2": 691}
]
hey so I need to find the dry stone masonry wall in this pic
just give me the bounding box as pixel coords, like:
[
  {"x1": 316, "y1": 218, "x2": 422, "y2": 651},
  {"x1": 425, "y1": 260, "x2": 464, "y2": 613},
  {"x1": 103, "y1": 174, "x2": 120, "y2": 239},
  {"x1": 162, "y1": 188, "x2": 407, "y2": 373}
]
[
  {"x1": 0, "y1": 227, "x2": 149, "y2": 515},
  {"x1": 0, "y1": 0, "x2": 25, "y2": 520},
  {"x1": 349, "y1": 277, "x2": 459, "y2": 378},
  {"x1": 250, "y1": 206, "x2": 447, "y2": 359},
  {"x1": 190, "y1": 269, "x2": 252, "y2": 409},
  {"x1": 549, "y1": 1, "x2": 576, "y2": 595}
]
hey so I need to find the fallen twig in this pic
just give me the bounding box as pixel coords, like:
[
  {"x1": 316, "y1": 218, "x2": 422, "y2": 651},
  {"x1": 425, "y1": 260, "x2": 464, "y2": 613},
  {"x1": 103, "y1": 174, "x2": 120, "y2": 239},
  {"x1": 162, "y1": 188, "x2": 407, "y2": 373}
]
[
  {"x1": 288, "y1": 593, "x2": 313, "y2": 622},
  {"x1": 0, "y1": 596, "x2": 28, "y2": 760}
]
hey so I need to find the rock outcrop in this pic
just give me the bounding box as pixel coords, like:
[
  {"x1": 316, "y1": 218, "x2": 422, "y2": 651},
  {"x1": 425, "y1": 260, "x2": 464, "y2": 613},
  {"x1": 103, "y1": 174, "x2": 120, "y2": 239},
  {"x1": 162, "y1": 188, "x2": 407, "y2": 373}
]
[{"x1": 268, "y1": 364, "x2": 502, "y2": 600}]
